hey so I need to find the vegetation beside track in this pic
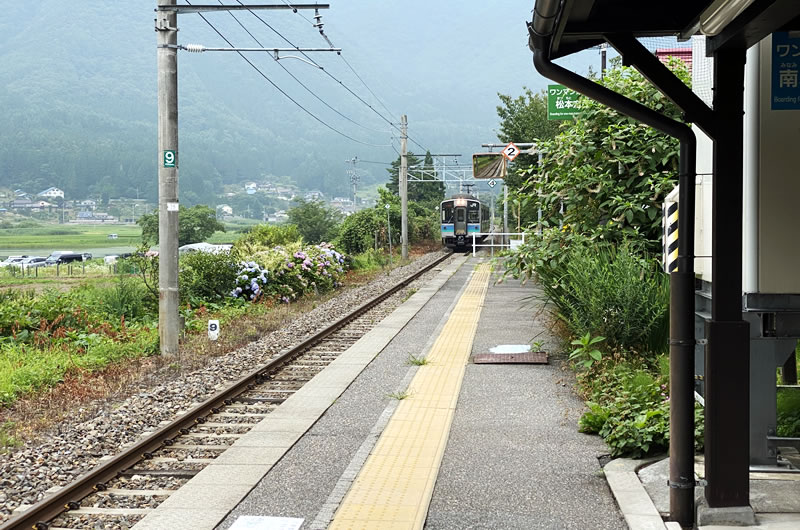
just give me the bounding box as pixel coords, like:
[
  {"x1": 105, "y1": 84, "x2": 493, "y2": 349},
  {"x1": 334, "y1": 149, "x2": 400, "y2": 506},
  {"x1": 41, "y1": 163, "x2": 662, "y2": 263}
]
[
  {"x1": 500, "y1": 59, "x2": 704, "y2": 458},
  {"x1": 0, "y1": 211, "x2": 437, "y2": 447}
]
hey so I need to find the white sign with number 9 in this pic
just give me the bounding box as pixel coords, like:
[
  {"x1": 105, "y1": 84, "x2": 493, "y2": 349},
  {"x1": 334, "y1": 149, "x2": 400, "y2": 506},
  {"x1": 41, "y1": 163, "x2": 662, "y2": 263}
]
[{"x1": 208, "y1": 320, "x2": 220, "y2": 341}]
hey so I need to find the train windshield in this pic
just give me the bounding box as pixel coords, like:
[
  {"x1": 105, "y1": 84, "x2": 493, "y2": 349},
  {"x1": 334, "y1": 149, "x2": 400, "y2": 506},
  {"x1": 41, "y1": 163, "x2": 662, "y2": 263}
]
[
  {"x1": 468, "y1": 201, "x2": 480, "y2": 222},
  {"x1": 442, "y1": 204, "x2": 454, "y2": 223}
]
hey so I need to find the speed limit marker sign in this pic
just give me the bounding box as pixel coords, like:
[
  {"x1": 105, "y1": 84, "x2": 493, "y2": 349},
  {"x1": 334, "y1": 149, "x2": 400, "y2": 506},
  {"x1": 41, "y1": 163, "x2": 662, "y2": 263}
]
[{"x1": 502, "y1": 142, "x2": 520, "y2": 162}]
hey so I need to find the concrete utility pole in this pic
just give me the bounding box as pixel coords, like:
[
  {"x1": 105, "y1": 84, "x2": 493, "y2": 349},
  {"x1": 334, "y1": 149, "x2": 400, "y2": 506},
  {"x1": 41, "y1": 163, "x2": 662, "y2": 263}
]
[
  {"x1": 157, "y1": 0, "x2": 180, "y2": 356},
  {"x1": 346, "y1": 157, "x2": 359, "y2": 209},
  {"x1": 503, "y1": 184, "x2": 509, "y2": 245},
  {"x1": 155, "y1": 2, "x2": 332, "y2": 356},
  {"x1": 400, "y1": 114, "x2": 408, "y2": 260}
]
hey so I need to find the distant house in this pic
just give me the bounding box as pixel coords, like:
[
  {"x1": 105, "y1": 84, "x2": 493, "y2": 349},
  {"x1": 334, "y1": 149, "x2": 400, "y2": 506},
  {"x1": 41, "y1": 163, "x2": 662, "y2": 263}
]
[
  {"x1": 268, "y1": 210, "x2": 289, "y2": 223},
  {"x1": 14, "y1": 189, "x2": 30, "y2": 199},
  {"x1": 245, "y1": 182, "x2": 257, "y2": 195},
  {"x1": 217, "y1": 204, "x2": 233, "y2": 216},
  {"x1": 79, "y1": 199, "x2": 97, "y2": 211},
  {"x1": 10, "y1": 199, "x2": 51, "y2": 210},
  {"x1": 304, "y1": 190, "x2": 324, "y2": 201},
  {"x1": 331, "y1": 197, "x2": 354, "y2": 213},
  {"x1": 38, "y1": 187, "x2": 64, "y2": 200},
  {"x1": 10, "y1": 199, "x2": 32, "y2": 209}
]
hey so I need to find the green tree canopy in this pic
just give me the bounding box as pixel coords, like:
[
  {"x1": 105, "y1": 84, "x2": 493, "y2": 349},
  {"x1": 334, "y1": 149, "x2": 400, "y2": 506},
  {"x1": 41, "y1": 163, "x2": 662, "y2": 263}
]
[
  {"x1": 386, "y1": 151, "x2": 445, "y2": 207},
  {"x1": 138, "y1": 204, "x2": 225, "y2": 247},
  {"x1": 516, "y1": 58, "x2": 691, "y2": 252},
  {"x1": 287, "y1": 199, "x2": 342, "y2": 244}
]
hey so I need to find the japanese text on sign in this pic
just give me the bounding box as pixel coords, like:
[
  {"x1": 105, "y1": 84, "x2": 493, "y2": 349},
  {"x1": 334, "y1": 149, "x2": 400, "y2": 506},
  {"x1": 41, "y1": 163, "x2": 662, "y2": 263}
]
[
  {"x1": 547, "y1": 84, "x2": 581, "y2": 120},
  {"x1": 772, "y1": 32, "x2": 800, "y2": 110}
]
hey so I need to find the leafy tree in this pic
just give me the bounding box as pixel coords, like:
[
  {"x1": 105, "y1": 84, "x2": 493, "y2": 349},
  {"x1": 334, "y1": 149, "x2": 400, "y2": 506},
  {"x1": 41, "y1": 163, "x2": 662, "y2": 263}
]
[
  {"x1": 337, "y1": 208, "x2": 382, "y2": 255},
  {"x1": 496, "y1": 87, "x2": 562, "y2": 188},
  {"x1": 386, "y1": 152, "x2": 422, "y2": 196},
  {"x1": 287, "y1": 199, "x2": 342, "y2": 244},
  {"x1": 386, "y1": 151, "x2": 444, "y2": 208},
  {"x1": 517, "y1": 58, "x2": 690, "y2": 252},
  {"x1": 138, "y1": 204, "x2": 225, "y2": 247}
]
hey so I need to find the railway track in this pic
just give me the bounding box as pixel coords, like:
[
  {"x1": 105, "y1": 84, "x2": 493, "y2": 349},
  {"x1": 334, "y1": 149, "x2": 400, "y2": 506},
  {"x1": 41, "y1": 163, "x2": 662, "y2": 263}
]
[{"x1": 2, "y1": 251, "x2": 452, "y2": 530}]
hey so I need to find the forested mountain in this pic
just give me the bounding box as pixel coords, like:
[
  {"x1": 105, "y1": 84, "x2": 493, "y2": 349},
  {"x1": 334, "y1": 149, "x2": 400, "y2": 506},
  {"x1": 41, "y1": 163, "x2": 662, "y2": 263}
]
[{"x1": 0, "y1": 1, "x2": 543, "y2": 205}]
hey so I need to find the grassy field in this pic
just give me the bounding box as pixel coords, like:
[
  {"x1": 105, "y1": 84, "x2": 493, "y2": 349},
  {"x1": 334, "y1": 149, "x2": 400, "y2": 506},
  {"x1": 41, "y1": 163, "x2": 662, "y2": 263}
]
[
  {"x1": 0, "y1": 218, "x2": 265, "y2": 258},
  {"x1": 0, "y1": 223, "x2": 141, "y2": 258}
]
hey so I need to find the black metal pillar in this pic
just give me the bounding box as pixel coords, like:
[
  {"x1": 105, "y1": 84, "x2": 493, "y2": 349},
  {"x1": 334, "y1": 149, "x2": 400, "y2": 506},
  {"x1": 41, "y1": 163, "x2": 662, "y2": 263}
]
[{"x1": 705, "y1": 47, "x2": 749, "y2": 508}]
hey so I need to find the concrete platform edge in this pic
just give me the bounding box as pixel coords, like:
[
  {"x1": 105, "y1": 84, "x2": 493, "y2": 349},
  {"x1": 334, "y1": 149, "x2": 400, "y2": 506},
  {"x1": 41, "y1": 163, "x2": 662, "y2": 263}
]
[{"x1": 605, "y1": 457, "x2": 669, "y2": 530}]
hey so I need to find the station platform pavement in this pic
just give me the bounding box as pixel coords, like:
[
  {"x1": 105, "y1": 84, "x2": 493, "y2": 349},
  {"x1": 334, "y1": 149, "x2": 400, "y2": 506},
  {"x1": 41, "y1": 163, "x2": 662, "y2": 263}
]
[{"x1": 134, "y1": 253, "x2": 625, "y2": 530}]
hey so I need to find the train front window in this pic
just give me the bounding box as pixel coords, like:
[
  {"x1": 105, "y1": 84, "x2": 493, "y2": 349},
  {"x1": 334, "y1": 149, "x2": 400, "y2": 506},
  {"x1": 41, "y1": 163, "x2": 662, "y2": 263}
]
[
  {"x1": 442, "y1": 205, "x2": 454, "y2": 223},
  {"x1": 456, "y1": 209, "x2": 465, "y2": 222},
  {"x1": 467, "y1": 202, "x2": 480, "y2": 222}
]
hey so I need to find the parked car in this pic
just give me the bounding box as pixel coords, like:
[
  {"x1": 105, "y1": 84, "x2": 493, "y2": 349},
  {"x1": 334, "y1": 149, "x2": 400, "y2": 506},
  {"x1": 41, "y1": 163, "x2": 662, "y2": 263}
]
[
  {"x1": 20, "y1": 256, "x2": 47, "y2": 269},
  {"x1": 44, "y1": 251, "x2": 83, "y2": 266},
  {"x1": 0, "y1": 255, "x2": 28, "y2": 268}
]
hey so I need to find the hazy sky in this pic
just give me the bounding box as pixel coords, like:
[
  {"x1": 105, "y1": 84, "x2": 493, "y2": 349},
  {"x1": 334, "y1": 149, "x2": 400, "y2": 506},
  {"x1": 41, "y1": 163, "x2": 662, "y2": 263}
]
[{"x1": 178, "y1": 1, "x2": 599, "y2": 160}]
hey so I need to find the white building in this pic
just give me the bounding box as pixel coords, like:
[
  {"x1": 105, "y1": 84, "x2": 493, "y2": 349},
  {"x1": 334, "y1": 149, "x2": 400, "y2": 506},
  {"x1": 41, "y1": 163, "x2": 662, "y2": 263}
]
[{"x1": 37, "y1": 187, "x2": 64, "y2": 199}]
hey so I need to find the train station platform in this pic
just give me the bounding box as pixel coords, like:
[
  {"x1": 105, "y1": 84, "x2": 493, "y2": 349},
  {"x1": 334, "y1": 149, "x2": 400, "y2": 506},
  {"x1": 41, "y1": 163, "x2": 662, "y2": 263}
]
[
  {"x1": 129, "y1": 252, "x2": 800, "y2": 530},
  {"x1": 131, "y1": 253, "x2": 623, "y2": 530}
]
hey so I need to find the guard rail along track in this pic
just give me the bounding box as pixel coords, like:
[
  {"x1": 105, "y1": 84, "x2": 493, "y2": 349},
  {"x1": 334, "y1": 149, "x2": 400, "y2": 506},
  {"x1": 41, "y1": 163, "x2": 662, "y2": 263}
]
[{"x1": 2, "y1": 251, "x2": 452, "y2": 530}]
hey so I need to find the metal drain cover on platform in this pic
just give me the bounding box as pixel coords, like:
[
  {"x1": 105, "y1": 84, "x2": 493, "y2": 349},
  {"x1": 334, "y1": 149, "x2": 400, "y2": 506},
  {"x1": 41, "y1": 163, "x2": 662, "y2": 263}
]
[{"x1": 474, "y1": 344, "x2": 548, "y2": 364}]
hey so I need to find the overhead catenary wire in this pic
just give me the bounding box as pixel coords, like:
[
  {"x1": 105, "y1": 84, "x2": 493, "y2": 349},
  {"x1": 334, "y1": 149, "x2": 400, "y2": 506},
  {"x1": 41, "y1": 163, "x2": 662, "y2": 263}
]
[
  {"x1": 219, "y1": 0, "x2": 388, "y2": 134},
  {"x1": 279, "y1": 1, "x2": 398, "y2": 122},
  {"x1": 185, "y1": 1, "x2": 391, "y2": 148},
  {"x1": 241, "y1": 1, "x2": 431, "y2": 154}
]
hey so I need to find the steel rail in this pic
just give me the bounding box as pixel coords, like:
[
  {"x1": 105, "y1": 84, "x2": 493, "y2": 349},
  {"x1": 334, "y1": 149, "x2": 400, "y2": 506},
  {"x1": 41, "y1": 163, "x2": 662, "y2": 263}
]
[{"x1": 2, "y1": 251, "x2": 451, "y2": 530}]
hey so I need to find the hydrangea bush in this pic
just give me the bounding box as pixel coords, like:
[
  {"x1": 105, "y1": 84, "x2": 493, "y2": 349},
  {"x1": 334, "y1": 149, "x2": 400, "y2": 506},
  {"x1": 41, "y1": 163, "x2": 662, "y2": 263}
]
[
  {"x1": 233, "y1": 243, "x2": 347, "y2": 304},
  {"x1": 230, "y1": 261, "x2": 269, "y2": 302}
]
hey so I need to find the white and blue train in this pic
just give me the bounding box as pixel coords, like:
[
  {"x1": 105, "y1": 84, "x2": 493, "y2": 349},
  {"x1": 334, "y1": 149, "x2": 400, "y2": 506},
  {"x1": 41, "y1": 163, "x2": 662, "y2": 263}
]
[{"x1": 439, "y1": 194, "x2": 491, "y2": 249}]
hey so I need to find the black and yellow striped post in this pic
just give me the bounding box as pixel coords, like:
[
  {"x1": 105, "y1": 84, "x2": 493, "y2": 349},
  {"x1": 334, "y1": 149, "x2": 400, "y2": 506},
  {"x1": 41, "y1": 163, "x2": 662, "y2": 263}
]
[{"x1": 663, "y1": 198, "x2": 678, "y2": 273}]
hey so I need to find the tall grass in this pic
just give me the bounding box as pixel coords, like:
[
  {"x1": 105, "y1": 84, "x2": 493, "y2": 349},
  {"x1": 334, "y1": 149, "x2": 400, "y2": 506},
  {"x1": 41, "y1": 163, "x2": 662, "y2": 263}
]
[{"x1": 536, "y1": 242, "x2": 670, "y2": 358}]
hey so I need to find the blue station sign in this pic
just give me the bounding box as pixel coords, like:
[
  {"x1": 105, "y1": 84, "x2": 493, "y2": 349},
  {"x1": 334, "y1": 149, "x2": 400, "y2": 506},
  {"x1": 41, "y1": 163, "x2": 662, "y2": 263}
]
[{"x1": 772, "y1": 32, "x2": 800, "y2": 110}]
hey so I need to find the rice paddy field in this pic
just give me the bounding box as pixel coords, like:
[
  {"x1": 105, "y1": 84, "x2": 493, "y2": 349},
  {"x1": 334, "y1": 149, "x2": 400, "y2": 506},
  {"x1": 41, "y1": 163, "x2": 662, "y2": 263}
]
[{"x1": 0, "y1": 222, "x2": 141, "y2": 258}]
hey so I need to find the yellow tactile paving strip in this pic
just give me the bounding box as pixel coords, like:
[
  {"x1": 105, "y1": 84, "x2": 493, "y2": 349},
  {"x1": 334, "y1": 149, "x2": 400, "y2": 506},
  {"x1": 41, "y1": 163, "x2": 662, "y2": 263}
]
[{"x1": 329, "y1": 264, "x2": 491, "y2": 530}]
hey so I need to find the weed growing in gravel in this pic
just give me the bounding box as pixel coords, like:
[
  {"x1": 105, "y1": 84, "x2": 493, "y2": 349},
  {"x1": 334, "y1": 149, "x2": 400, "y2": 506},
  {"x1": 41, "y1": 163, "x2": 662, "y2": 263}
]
[
  {"x1": 0, "y1": 421, "x2": 21, "y2": 452},
  {"x1": 387, "y1": 390, "x2": 412, "y2": 400},
  {"x1": 401, "y1": 288, "x2": 418, "y2": 303},
  {"x1": 406, "y1": 355, "x2": 429, "y2": 366}
]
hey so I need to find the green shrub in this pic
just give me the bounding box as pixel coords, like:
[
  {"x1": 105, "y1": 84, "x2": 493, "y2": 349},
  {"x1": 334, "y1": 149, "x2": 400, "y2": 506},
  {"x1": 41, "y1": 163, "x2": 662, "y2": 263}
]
[
  {"x1": 777, "y1": 387, "x2": 800, "y2": 437},
  {"x1": 578, "y1": 402, "x2": 609, "y2": 434},
  {"x1": 576, "y1": 356, "x2": 704, "y2": 458},
  {"x1": 179, "y1": 251, "x2": 241, "y2": 305},
  {"x1": 337, "y1": 209, "x2": 382, "y2": 255},
  {"x1": 529, "y1": 237, "x2": 669, "y2": 358},
  {"x1": 349, "y1": 248, "x2": 389, "y2": 271},
  {"x1": 0, "y1": 326, "x2": 159, "y2": 404},
  {"x1": 97, "y1": 275, "x2": 150, "y2": 321},
  {"x1": 234, "y1": 224, "x2": 302, "y2": 253}
]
